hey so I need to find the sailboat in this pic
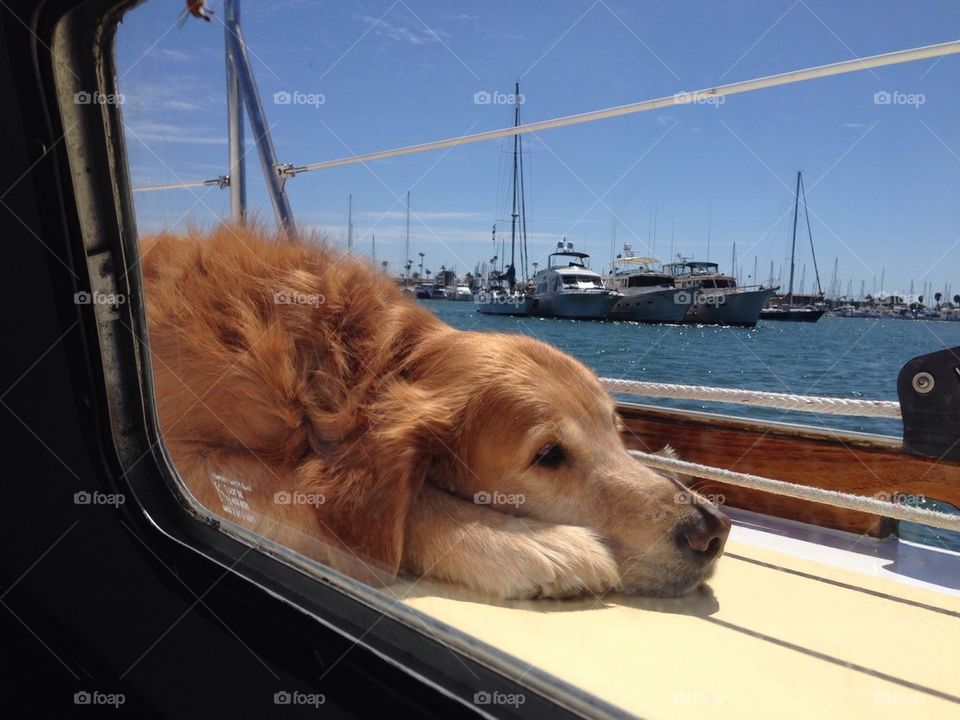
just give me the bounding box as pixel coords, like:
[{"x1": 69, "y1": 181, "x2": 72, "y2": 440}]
[
  {"x1": 476, "y1": 82, "x2": 535, "y2": 316},
  {"x1": 760, "y1": 171, "x2": 825, "y2": 322}
]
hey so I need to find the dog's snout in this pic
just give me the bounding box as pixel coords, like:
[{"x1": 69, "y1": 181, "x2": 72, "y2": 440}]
[{"x1": 677, "y1": 505, "x2": 731, "y2": 560}]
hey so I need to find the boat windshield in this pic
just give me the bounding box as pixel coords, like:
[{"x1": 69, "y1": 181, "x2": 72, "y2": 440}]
[
  {"x1": 561, "y1": 275, "x2": 603, "y2": 289},
  {"x1": 625, "y1": 274, "x2": 671, "y2": 288}
]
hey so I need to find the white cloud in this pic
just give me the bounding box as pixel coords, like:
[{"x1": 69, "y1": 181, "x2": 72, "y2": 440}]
[
  {"x1": 160, "y1": 49, "x2": 192, "y2": 62},
  {"x1": 125, "y1": 121, "x2": 227, "y2": 145},
  {"x1": 360, "y1": 14, "x2": 450, "y2": 46}
]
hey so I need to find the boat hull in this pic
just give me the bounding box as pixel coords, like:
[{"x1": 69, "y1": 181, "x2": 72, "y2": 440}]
[
  {"x1": 533, "y1": 292, "x2": 619, "y2": 320},
  {"x1": 683, "y1": 287, "x2": 775, "y2": 327},
  {"x1": 608, "y1": 287, "x2": 691, "y2": 323},
  {"x1": 759, "y1": 307, "x2": 825, "y2": 322}
]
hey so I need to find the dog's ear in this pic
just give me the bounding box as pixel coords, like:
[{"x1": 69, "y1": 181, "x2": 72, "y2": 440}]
[{"x1": 299, "y1": 382, "x2": 461, "y2": 586}]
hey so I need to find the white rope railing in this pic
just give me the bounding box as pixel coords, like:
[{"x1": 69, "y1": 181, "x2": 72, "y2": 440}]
[
  {"x1": 602, "y1": 378, "x2": 902, "y2": 419},
  {"x1": 629, "y1": 450, "x2": 960, "y2": 533}
]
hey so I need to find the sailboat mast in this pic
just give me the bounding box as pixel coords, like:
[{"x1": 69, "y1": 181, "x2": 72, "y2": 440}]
[
  {"x1": 347, "y1": 193, "x2": 353, "y2": 250},
  {"x1": 405, "y1": 190, "x2": 411, "y2": 268},
  {"x1": 509, "y1": 81, "x2": 520, "y2": 290},
  {"x1": 516, "y1": 82, "x2": 529, "y2": 284},
  {"x1": 787, "y1": 171, "x2": 801, "y2": 304}
]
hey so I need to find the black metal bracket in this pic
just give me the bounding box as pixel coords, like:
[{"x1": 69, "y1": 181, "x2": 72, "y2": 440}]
[{"x1": 897, "y1": 345, "x2": 960, "y2": 462}]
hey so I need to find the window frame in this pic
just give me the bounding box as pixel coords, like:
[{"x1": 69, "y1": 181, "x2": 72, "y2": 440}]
[{"x1": 47, "y1": 1, "x2": 632, "y2": 718}]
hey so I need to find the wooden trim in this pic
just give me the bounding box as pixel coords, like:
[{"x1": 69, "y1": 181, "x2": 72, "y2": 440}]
[{"x1": 617, "y1": 402, "x2": 960, "y2": 537}]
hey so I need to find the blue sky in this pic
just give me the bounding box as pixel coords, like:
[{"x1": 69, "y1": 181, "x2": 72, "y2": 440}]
[{"x1": 117, "y1": 0, "x2": 959, "y2": 299}]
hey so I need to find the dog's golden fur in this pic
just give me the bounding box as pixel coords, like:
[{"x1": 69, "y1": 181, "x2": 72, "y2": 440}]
[{"x1": 141, "y1": 224, "x2": 728, "y2": 599}]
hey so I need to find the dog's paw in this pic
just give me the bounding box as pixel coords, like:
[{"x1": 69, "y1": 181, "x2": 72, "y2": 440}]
[{"x1": 499, "y1": 520, "x2": 619, "y2": 600}]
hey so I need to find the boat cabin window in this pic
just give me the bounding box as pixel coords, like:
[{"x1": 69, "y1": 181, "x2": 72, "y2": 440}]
[
  {"x1": 627, "y1": 275, "x2": 668, "y2": 288},
  {"x1": 561, "y1": 275, "x2": 603, "y2": 289}
]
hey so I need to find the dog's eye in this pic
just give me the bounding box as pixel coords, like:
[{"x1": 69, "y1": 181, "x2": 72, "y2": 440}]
[{"x1": 533, "y1": 443, "x2": 566, "y2": 468}]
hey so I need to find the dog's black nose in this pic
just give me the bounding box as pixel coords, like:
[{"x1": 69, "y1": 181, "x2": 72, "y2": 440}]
[{"x1": 677, "y1": 505, "x2": 731, "y2": 560}]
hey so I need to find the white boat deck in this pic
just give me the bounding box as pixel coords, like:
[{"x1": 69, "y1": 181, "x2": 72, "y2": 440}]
[{"x1": 390, "y1": 511, "x2": 960, "y2": 719}]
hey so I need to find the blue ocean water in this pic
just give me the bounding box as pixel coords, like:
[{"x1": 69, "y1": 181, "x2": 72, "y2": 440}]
[{"x1": 424, "y1": 301, "x2": 960, "y2": 549}]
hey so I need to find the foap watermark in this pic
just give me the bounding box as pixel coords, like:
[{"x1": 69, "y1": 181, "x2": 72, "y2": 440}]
[
  {"x1": 674, "y1": 290, "x2": 725, "y2": 306},
  {"x1": 473, "y1": 90, "x2": 524, "y2": 106},
  {"x1": 873, "y1": 90, "x2": 925, "y2": 108},
  {"x1": 473, "y1": 690, "x2": 525, "y2": 708},
  {"x1": 73, "y1": 90, "x2": 124, "y2": 105},
  {"x1": 674, "y1": 490, "x2": 725, "y2": 507},
  {"x1": 74, "y1": 691, "x2": 125, "y2": 708},
  {"x1": 475, "y1": 291, "x2": 526, "y2": 307},
  {"x1": 274, "y1": 289, "x2": 324, "y2": 306},
  {"x1": 474, "y1": 490, "x2": 525, "y2": 508},
  {"x1": 273, "y1": 690, "x2": 326, "y2": 707},
  {"x1": 74, "y1": 290, "x2": 126, "y2": 307},
  {"x1": 74, "y1": 490, "x2": 125, "y2": 508},
  {"x1": 273, "y1": 90, "x2": 325, "y2": 108},
  {"x1": 875, "y1": 491, "x2": 927, "y2": 505},
  {"x1": 273, "y1": 490, "x2": 325, "y2": 507},
  {"x1": 674, "y1": 90, "x2": 725, "y2": 107}
]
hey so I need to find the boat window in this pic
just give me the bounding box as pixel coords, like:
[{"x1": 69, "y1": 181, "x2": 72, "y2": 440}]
[
  {"x1": 86, "y1": 1, "x2": 960, "y2": 717},
  {"x1": 562, "y1": 275, "x2": 603, "y2": 289},
  {"x1": 627, "y1": 275, "x2": 669, "y2": 288}
]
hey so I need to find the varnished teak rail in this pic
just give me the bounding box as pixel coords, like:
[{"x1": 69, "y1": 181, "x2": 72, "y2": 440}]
[{"x1": 617, "y1": 403, "x2": 960, "y2": 537}]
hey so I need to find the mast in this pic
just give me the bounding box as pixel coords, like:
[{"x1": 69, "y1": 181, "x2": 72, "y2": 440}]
[
  {"x1": 787, "y1": 170, "x2": 801, "y2": 304},
  {"x1": 517, "y1": 83, "x2": 529, "y2": 284},
  {"x1": 347, "y1": 193, "x2": 353, "y2": 250},
  {"x1": 405, "y1": 191, "x2": 412, "y2": 272},
  {"x1": 508, "y1": 81, "x2": 521, "y2": 290}
]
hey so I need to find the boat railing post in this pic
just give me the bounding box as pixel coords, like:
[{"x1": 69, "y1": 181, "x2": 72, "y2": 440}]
[
  {"x1": 227, "y1": 6, "x2": 296, "y2": 232},
  {"x1": 224, "y1": 0, "x2": 246, "y2": 223}
]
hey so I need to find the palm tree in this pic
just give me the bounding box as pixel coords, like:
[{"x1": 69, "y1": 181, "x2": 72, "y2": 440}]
[{"x1": 954, "y1": 294, "x2": 960, "y2": 307}]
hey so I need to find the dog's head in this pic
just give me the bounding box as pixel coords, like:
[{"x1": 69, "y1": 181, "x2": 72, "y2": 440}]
[{"x1": 395, "y1": 330, "x2": 730, "y2": 597}]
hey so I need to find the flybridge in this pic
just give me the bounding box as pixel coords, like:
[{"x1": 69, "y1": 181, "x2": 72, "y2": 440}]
[{"x1": 132, "y1": 7, "x2": 960, "y2": 235}]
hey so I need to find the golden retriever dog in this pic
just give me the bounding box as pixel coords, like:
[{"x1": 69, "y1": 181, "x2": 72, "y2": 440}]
[{"x1": 141, "y1": 224, "x2": 729, "y2": 599}]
